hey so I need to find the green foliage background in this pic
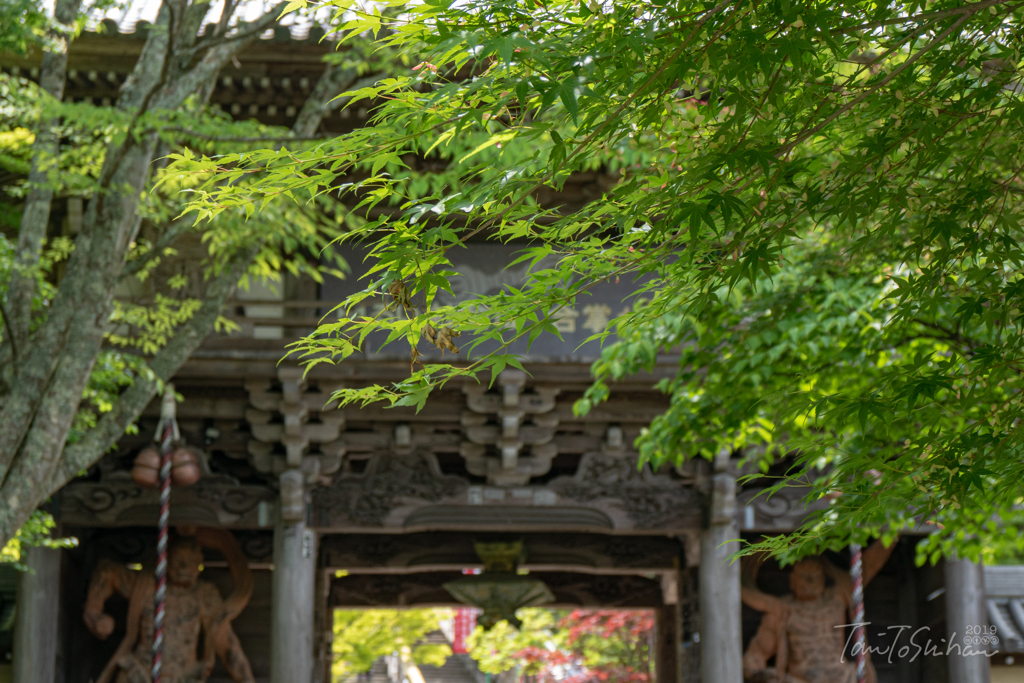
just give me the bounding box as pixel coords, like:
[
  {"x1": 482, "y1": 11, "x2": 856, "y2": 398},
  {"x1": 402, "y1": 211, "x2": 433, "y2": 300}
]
[
  {"x1": 332, "y1": 608, "x2": 452, "y2": 678},
  {"x1": 0, "y1": 510, "x2": 77, "y2": 569}
]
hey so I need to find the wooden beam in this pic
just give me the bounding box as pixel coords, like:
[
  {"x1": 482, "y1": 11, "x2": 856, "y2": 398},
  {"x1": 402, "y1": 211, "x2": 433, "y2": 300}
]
[
  {"x1": 320, "y1": 532, "x2": 685, "y2": 574},
  {"x1": 328, "y1": 570, "x2": 666, "y2": 609}
]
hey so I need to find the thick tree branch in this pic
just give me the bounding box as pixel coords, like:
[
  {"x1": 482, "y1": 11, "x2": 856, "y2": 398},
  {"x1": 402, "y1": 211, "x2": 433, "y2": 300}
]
[
  {"x1": 49, "y1": 246, "x2": 259, "y2": 493},
  {"x1": 0, "y1": 299, "x2": 17, "y2": 366},
  {"x1": 214, "y1": 0, "x2": 236, "y2": 36},
  {"x1": 293, "y1": 65, "x2": 369, "y2": 137},
  {"x1": 0, "y1": 243, "x2": 255, "y2": 542},
  {"x1": 4, "y1": 0, "x2": 82, "y2": 352},
  {"x1": 0, "y1": 0, "x2": 207, "y2": 486},
  {"x1": 119, "y1": 215, "x2": 195, "y2": 280},
  {"x1": 188, "y1": 23, "x2": 274, "y2": 52},
  {"x1": 152, "y1": 3, "x2": 287, "y2": 112},
  {"x1": 178, "y1": 0, "x2": 213, "y2": 53},
  {"x1": 0, "y1": 299, "x2": 106, "y2": 494},
  {"x1": 0, "y1": 141, "x2": 155, "y2": 485},
  {"x1": 119, "y1": 2, "x2": 172, "y2": 111}
]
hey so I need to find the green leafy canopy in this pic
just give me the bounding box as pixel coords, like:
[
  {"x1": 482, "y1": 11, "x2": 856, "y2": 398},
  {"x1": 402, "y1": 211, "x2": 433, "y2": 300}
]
[{"x1": 170, "y1": 0, "x2": 1024, "y2": 561}]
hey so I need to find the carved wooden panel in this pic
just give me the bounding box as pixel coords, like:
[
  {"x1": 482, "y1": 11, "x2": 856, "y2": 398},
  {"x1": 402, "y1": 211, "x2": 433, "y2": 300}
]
[
  {"x1": 59, "y1": 479, "x2": 275, "y2": 528},
  {"x1": 328, "y1": 571, "x2": 666, "y2": 608},
  {"x1": 311, "y1": 450, "x2": 702, "y2": 533},
  {"x1": 320, "y1": 532, "x2": 684, "y2": 573},
  {"x1": 735, "y1": 485, "x2": 829, "y2": 531}
]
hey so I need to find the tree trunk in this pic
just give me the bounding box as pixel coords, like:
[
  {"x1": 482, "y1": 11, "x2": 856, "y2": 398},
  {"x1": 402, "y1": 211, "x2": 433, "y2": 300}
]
[
  {"x1": 0, "y1": 0, "x2": 368, "y2": 546},
  {"x1": 2, "y1": 0, "x2": 82, "y2": 373}
]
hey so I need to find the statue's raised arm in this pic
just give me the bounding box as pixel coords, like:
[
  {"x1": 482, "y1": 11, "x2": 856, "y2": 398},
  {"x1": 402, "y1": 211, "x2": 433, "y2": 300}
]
[
  {"x1": 862, "y1": 536, "x2": 898, "y2": 587},
  {"x1": 83, "y1": 558, "x2": 136, "y2": 640},
  {"x1": 191, "y1": 526, "x2": 254, "y2": 620},
  {"x1": 822, "y1": 536, "x2": 899, "y2": 610},
  {"x1": 741, "y1": 552, "x2": 787, "y2": 615},
  {"x1": 741, "y1": 553, "x2": 792, "y2": 682},
  {"x1": 84, "y1": 559, "x2": 154, "y2": 683},
  {"x1": 188, "y1": 526, "x2": 257, "y2": 683}
]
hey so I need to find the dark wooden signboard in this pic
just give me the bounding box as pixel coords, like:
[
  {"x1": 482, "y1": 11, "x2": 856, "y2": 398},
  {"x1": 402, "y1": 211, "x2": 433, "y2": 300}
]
[{"x1": 321, "y1": 244, "x2": 652, "y2": 360}]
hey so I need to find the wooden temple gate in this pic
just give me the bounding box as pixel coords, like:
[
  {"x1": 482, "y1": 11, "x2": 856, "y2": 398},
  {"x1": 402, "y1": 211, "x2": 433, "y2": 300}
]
[
  {"x1": 48, "y1": 346, "x2": 731, "y2": 683},
  {"x1": 11, "y1": 278, "x2": 984, "y2": 683},
  {"x1": 1, "y1": 25, "x2": 993, "y2": 683}
]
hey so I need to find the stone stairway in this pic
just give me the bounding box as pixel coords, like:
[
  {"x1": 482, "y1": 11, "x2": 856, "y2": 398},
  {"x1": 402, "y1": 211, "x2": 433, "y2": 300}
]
[
  {"x1": 416, "y1": 631, "x2": 483, "y2": 683},
  {"x1": 418, "y1": 653, "x2": 483, "y2": 683},
  {"x1": 337, "y1": 630, "x2": 484, "y2": 683}
]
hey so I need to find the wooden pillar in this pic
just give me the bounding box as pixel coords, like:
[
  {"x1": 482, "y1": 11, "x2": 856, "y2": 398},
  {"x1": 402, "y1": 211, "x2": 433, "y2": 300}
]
[
  {"x1": 673, "y1": 570, "x2": 684, "y2": 683},
  {"x1": 678, "y1": 562, "x2": 699, "y2": 683},
  {"x1": 314, "y1": 565, "x2": 333, "y2": 683},
  {"x1": 654, "y1": 605, "x2": 679, "y2": 683},
  {"x1": 271, "y1": 514, "x2": 317, "y2": 683},
  {"x1": 946, "y1": 558, "x2": 990, "y2": 683},
  {"x1": 896, "y1": 544, "x2": 921, "y2": 683},
  {"x1": 699, "y1": 465, "x2": 742, "y2": 683},
  {"x1": 12, "y1": 545, "x2": 61, "y2": 683}
]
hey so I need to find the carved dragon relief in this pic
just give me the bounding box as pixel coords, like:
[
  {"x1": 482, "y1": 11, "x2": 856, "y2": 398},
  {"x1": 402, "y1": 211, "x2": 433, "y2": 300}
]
[
  {"x1": 549, "y1": 426, "x2": 700, "y2": 529},
  {"x1": 312, "y1": 451, "x2": 467, "y2": 527},
  {"x1": 312, "y1": 427, "x2": 700, "y2": 532},
  {"x1": 736, "y1": 485, "x2": 828, "y2": 531}
]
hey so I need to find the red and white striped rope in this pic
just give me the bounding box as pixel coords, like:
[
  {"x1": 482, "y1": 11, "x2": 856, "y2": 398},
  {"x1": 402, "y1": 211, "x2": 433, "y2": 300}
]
[
  {"x1": 850, "y1": 543, "x2": 867, "y2": 683},
  {"x1": 152, "y1": 388, "x2": 178, "y2": 683}
]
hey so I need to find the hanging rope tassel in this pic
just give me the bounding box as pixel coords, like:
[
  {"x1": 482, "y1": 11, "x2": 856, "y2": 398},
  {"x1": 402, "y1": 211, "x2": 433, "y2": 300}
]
[
  {"x1": 850, "y1": 543, "x2": 867, "y2": 683},
  {"x1": 153, "y1": 385, "x2": 179, "y2": 683}
]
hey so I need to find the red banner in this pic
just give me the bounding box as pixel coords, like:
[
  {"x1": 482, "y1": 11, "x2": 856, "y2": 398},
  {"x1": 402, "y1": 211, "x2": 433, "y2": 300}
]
[{"x1": 451, "y1": 608, "x2": 477, "y2": 654}]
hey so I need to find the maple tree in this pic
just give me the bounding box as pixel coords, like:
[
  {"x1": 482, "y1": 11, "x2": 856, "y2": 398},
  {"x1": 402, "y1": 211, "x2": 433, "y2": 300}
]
[
  {"x1": 469, "y1": 609, "x2": 654, "y2": 683},
  {"x1": 169, "y1": 0, "x2": 1024, "y2": 560}
]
